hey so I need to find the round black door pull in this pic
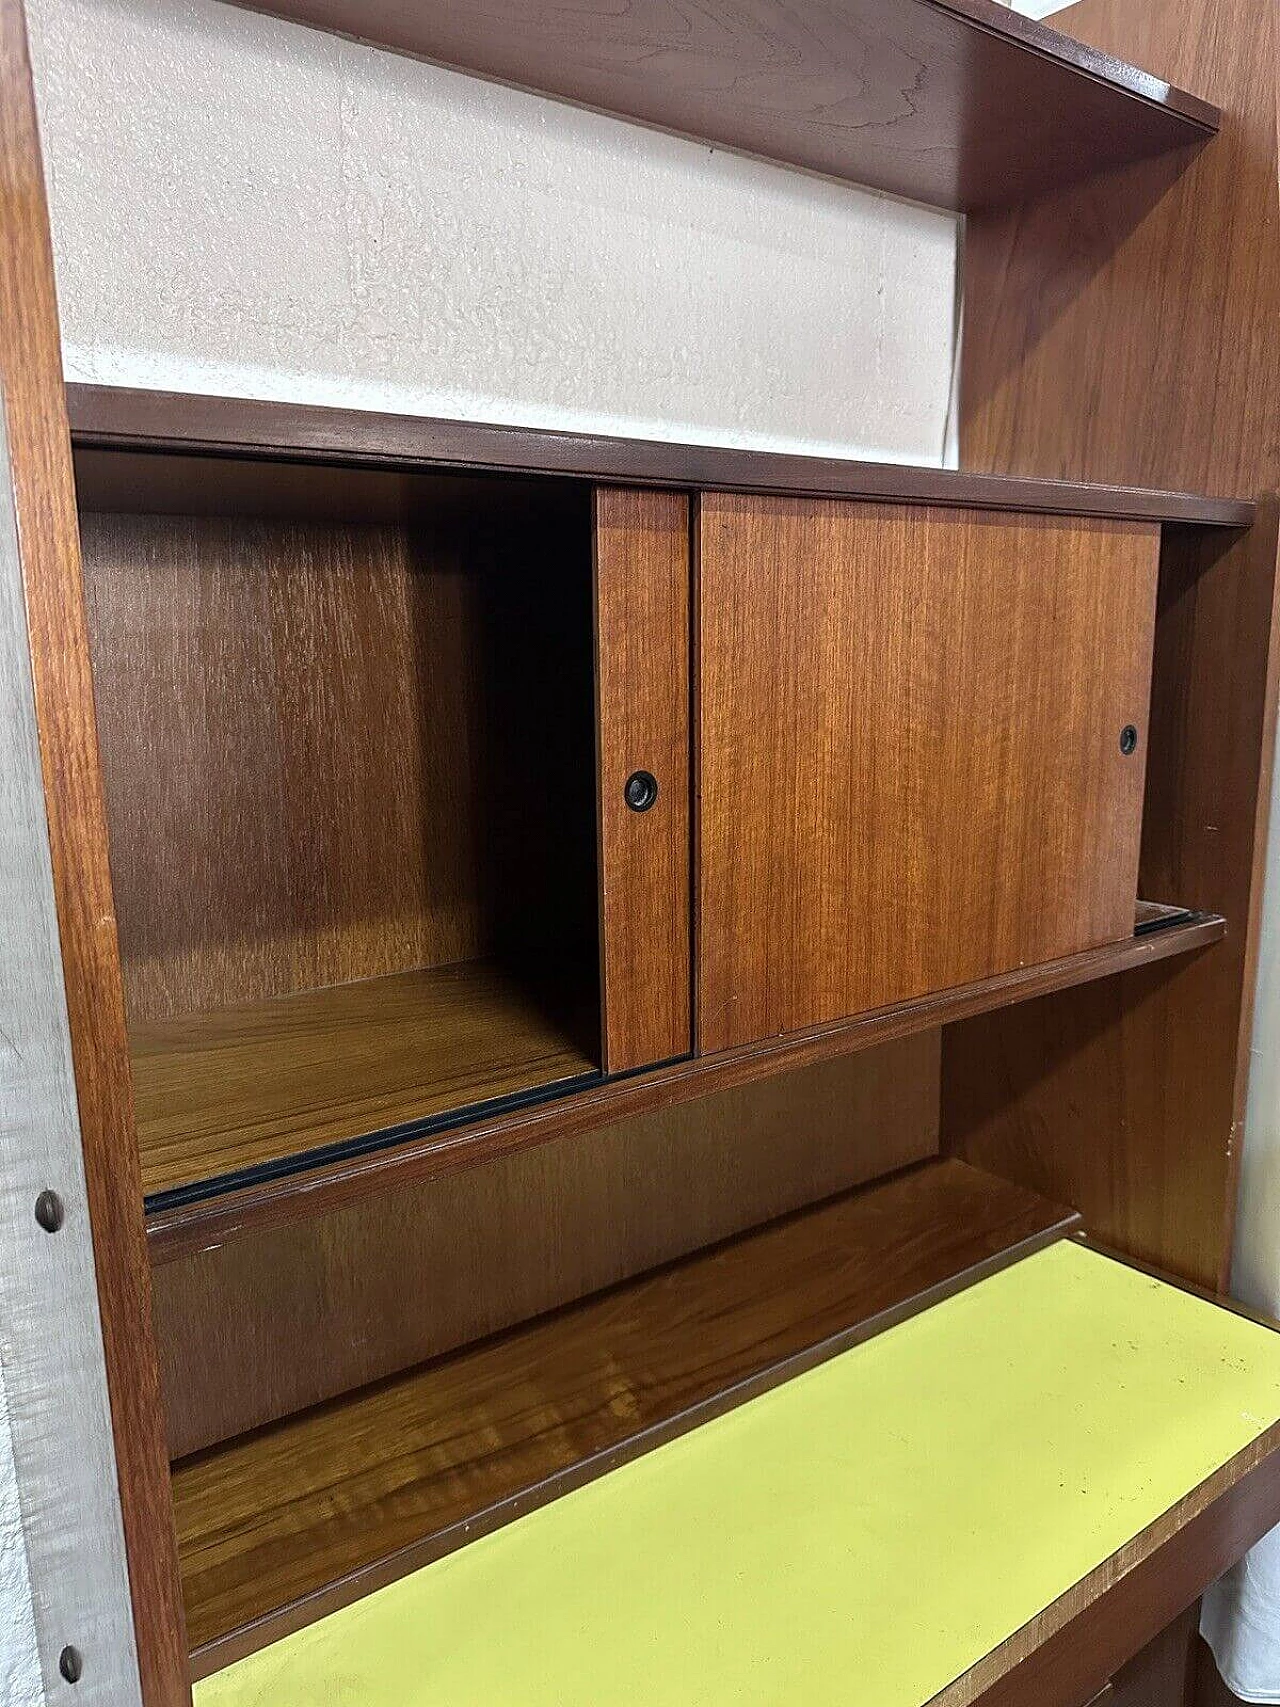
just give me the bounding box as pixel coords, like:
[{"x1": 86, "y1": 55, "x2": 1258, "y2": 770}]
[
  {"x1": 35, "y1": 1190, "x2": 64, "y2": 1234},
  {"x1": 1120, "y1": 725, "x2": 1139, "y2": 756},
  {"x1": 59, "y1": 1646, "x2": 83, "y2": 1684},
  {"x1": 624, "y1": 770, "x2": 659, "y2": 812}
]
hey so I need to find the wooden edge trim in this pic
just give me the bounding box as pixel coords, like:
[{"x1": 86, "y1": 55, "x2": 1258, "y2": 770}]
[
  {"x1": 0, "y1": 5, "x2": 190, "y2": 1699},
  {"x1": 187, "y1": 1204, "x2": 1081, "y2": 1679},
  {"x1": 926, "y1": 0, "x2": 1219, "y2": 129},
  {"x1": 929, "y1": 1421, "x2": 1280, "y2": 1707},
  {"x1": 66, "y1": 387, "x2": 1254, "y2": 527},
  {"x1": 1220, "y1": 500, "x2": 1280, "y2": 1283},
  {"x1": 147, "y1": 913, "x2": 1226, "y2": 1262},
  {"x1": 217, "y1": 0, "x2": 1223, "y2": 135}
]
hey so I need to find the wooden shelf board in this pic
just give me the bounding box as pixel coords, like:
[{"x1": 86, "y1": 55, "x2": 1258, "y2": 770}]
[
  {"x1": 145, "y1": 907, "x2": 1225, "y2": 1259},
  {"x1": 133, "y1": 958, "x2": 600, "y2": 1205},
  {"x1": 68, "y1": 385, "x2": 1254, "y2": 528},
  {"x1": 220, "y1": 0, "x2": 1216, "y2": 212},
  {"x1": 173, "y1": 1157, "x2": 1081, "y2": 1670}
]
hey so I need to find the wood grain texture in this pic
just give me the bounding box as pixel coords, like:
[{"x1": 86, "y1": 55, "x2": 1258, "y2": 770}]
[
  {"x1": 79, "y1": 469, "x2": 598, "y2": 1023},
  {"x1": 697, "y1": 496, "x2": 1159, "y2": 1053},
  {"x1": 153, "y1": 1035, "x2": 941, "y2": 1455},
  {"x1": 962, "y1": 0, "x2": 1279, "y2": 504},
  {"x1": 951, "y1": 0, "x2": 1280, "y2": 1292},
  {"x1": 224, "y1": 0, "x2": 1216, "y2": 212},
  {"x1": 945, "y1": 540, "x2": 1280, "y2": 1285},
  {"x1": 594, "y1": 489, "x2": 691, "y2": 1072},
  {"x1": 984, "y1": 1606, "x2": 1198, "y2": 1707},
  {"x1": 146, "y1": 909, "x2": 1223, "y2": 1259},
  {"x1": 67, "y1": 385, "x2": 1254, "y2": 527},
  {"x1": 1101, "y1": 1607, "x2": 1198, "y2": 1707},
  {"x1": 171, "y1": 1159, "x2": 1077, "y2": 1665},
  {"x1": 0, "y1": 5, "x2": 190, "y2": 1701},
  {"x1": 134, "y1": 959, "x2": 598, "y2": 1203},
  {"x1": 932, "y1": 1417, "x2": 1280, "y2": 1707}
]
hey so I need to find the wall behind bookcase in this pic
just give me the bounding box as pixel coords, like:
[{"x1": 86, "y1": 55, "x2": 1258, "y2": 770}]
[{"x1": 27, "y1": 0, "x2": 959, "y2": 462}]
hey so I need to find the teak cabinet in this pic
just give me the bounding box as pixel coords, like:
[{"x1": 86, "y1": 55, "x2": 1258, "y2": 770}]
[
  {"x1": 54, "y1": 398, "x2": 1272, "y2": 1702},
  {"x1": 4, "y1": 0, "x2": 1280, "y2": 1703}
]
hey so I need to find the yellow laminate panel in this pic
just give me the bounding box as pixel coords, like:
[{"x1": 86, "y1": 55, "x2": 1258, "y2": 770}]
[{"x1": 194, "y1": 1241, "x2": 1280, "y2": 1706}]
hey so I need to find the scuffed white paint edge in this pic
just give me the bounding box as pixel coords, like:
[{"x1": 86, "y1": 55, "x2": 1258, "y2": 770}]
[{"x1": 0, "y1": 1376, "x2": 40, "y2": 1707}]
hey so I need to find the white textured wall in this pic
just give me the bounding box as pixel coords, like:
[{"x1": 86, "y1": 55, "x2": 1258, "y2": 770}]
[
  {"x1": 27, "y1": 0, "x2": 957, "y2": 461},
  {"x1": 0, "y1": 0, "x2": 960, "y2": 1693}
]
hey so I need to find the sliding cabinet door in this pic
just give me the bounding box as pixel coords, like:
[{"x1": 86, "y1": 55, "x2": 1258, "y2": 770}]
[
  {"x1": 696, "y1": 495, "x2": 1159, "y2": 1054},
  {"x1": 595, "y1": 489, "x2": 692, "y2": 1073}
]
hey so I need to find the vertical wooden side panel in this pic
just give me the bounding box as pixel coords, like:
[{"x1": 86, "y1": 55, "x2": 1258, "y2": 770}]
[
  {"x1": 0, "y1": 3, "x2": 189, "y2": 1700},
  {"x1": 961, "y1": 0, "x2": 1280, "y2": 504},
  {"x1": 944, "y1": 512, "x2": 1280, "y2": 1287},
  {"x1": 594, "y1": 488, "x2": 691, "y2": 1073},
  {"x1": 697, "y1": 494, "x2": 1159, "y2": 1056},
  {"x1": 955, "y1": 0, "x2": 1280, "y2": 1288}
]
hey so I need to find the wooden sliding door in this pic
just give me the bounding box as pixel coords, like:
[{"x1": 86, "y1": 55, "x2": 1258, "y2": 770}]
[
  {"x1": 696, "y1": 495, "x2": 1160, "y2": 1054},
  {"x1": 594, "y1": 489, "x2": 692, "y2": 1073}
]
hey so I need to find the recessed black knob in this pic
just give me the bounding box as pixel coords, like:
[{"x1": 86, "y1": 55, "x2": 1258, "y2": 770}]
[
  {"x1": 59, "y1": 1646, "x2": 83, "y2": 1684},
  {"x1": 1120, "y1": 724, "x2": 1139, "y2": 756},
  {"x1": 35, "y1": 1190, "x2": 64, "y2": 1234},
  {"x1": 624, "y1": 770, "x2": 659, "y2": 813}
]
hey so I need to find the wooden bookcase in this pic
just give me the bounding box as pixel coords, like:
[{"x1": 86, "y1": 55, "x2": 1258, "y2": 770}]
[{"x1": 2, "y1": 0, "x2": 1279, "y2": 1703}]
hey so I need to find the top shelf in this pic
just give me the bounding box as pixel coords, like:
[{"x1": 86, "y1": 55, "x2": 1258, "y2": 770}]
[
  {"x1": 222, "y1": 0, "x2": 1219, "y2": 212},
  {"x1": 67, "y1": 385, "x2": 1253, "y2": 527}
]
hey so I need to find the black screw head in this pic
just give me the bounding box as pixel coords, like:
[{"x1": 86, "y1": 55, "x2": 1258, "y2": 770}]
[
  {"x1": 1120, "y1": 724, "x2": 1139, "y2": 756},
  {"x1": 35, "y1": 1190, "x2": 64, "y2": 1234},
  {"x1": 59, "y1": 1646, "x2": 83, "y2": 1684},
  {"x1": 624, "y1": 770, "x2": 659, "y2": 813}
]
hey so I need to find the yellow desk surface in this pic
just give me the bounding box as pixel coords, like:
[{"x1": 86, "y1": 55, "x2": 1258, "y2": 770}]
[{"x1": 195, "y1": 1241, "x2": 1280, "y2": 1707}]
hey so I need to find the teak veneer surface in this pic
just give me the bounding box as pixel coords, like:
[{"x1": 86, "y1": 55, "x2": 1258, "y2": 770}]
[
  {"x1": 698, "y1": 497, "x2": 1159, "y2": 1052},
  {"x1": 154, "y1": 1039, "x2": 942, "y2": 1458},
  {"x1": 133, "y1": 959, "x2": 599, "y2": 1203},
  {"x1": 146, "y1": 910, "x2": 1224, "y2": 1251},
  {"x1": 79, "y1": 478, "x2": 598, "y2": 1027},
  {"x1": 954, "y1": 0, "x2": 1280, "y2": 1290},
  {"x1": 66, "y1": 386, "x2": 1255, "y2": 526},
  {"x1": 172, "y1": 1159, "x2": 1078, "y2": 1664},
  {"x1": 220, "y1": 0, "x2": 1216, "y2": 212},
  {"x1": 594, "y1": 488, "x2": 691, "y2": 1073},
  {"x1": 187, "y1": 1240, "x2": 1280, "y2": 1704}
]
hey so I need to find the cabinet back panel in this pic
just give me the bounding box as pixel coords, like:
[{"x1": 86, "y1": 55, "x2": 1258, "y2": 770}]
[
  {"x1": 155, "y1": 1035, "x2": 939, "y2": 1457},
  {"x1": 77, "y1": 462, "x2": 596, "y2": 1025},
  {"x1": 697, "y1": 497, "x2": 1159, "y2": 1053}
]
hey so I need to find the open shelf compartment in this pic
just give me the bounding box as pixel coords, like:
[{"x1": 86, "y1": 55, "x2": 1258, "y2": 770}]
[{"x1": 75, "y1": 447, "x2": 603, "y2": 1208}]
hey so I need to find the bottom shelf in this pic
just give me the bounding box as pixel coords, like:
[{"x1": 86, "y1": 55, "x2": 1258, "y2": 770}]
[
  {"x1": 187, "y1": 1237, "x2": 1280, "y2": 1707},
  {"x1": 175, "y1": 1158, "x2": 1078, "y2": 1667}
]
